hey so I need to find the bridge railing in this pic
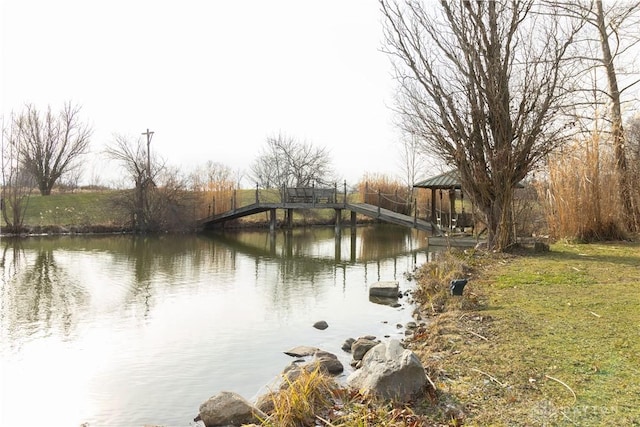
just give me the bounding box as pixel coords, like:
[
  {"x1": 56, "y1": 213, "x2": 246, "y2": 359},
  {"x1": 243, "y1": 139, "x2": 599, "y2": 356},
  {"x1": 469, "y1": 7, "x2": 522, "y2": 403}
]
[
  {"x1": 360, "y1": 182, "x2": 414, "y2": 216},
  {"x1": 206, "y1": 182, "x2": 355, "y2": 217}
]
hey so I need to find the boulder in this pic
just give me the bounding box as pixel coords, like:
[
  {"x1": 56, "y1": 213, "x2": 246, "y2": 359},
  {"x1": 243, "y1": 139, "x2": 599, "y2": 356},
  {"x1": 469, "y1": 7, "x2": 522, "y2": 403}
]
[
  {"x1": 197, "y1": 391, "x2": 266, "y2": 427},
  {"x1": 341, "y1": 337, "x2": 356, "y2": 352},
  {"x1": 534, "y1": 241, "x2": 550, "y2": 252},
  {"x1": 284, "y1": 345, "x2": 319, "y2": 357},
  {"x1": 369, "y1": 295, "x2": 402, "y2": 307},
  {"x1": 283, "y1": 351, "x2": 344, "y2": 379},
  {"x1": 254, "y1": 391, "x2": 277, "y2": 415},
  {"x1": 369, "y1": 281, "x2": 400, "y2": 298},
  {"x1": 312, "y1": 350, "x2": 344, "y2": 375},
  {"x1": 351, "y1": 338, "x2": 378, "y2": 361},
  {"x1": 313, "y1": 320, "x2": 329, "y2": 330},
  {"x1": 347, "y1": 340, "x2": 427, "y2": 402}
]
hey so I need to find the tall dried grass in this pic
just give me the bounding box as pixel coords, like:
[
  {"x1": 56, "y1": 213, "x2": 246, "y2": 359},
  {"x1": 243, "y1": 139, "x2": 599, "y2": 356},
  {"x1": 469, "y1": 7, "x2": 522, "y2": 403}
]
[
  {"x1": 539, "y1": 131, "x2": 626, "y2": 241},
  {"x1": 196, "y1": 179, "x2": 237, "y2": 217},
  {"x1": 356, "y1": 173, "x2": 412, "y2": 215}
]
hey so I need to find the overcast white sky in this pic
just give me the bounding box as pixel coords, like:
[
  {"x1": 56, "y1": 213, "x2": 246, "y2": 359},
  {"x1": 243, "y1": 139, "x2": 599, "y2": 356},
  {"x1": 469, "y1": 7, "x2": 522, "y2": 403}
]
[{"x1": 1, "y1": 0, "x2": 414, "y2": 187}]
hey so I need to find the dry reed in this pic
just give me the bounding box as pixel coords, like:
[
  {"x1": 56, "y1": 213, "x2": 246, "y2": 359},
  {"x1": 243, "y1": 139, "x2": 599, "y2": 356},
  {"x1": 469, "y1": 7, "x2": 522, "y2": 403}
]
[{"x1": 539, "y1": 130, "x2": 626, "y2": 241}]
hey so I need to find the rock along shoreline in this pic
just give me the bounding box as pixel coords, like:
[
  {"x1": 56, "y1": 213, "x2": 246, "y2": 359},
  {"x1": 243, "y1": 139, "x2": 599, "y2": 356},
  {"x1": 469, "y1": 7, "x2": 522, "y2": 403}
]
[{"x1": 190, "y1": 280, "x2": 431, "y2": 427}]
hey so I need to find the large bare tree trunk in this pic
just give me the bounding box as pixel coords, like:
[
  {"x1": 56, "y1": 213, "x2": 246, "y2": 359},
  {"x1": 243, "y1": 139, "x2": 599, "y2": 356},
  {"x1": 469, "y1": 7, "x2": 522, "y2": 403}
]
[
  {"x1": 595, "y1": 0, "x2": 638, "y2": 231},
  {"x1": 481, "y1": 183, "x2": 516, "y2": 250}
]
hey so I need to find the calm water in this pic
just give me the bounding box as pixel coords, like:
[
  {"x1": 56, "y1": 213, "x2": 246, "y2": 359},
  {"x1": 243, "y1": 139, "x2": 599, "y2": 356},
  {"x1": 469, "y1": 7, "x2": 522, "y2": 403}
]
[{"x1": 0, "y1": 225, "x2": 435, "y2": 427}]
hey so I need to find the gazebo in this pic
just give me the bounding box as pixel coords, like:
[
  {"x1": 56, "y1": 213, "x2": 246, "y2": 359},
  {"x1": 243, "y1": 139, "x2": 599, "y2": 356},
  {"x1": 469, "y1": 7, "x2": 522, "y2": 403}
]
[
  {"x1": 414, "y1": 169, "x2": 525, "y2": 232},
  {"x1": 413, "y1": 170, "x2": 470, "y2": 231}
]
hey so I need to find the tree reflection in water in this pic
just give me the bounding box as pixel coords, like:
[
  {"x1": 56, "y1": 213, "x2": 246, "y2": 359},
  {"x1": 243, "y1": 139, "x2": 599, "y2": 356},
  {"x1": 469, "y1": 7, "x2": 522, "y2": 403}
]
[{"x1": 0, "y1": 240, "x2": 88, "y2": 346}]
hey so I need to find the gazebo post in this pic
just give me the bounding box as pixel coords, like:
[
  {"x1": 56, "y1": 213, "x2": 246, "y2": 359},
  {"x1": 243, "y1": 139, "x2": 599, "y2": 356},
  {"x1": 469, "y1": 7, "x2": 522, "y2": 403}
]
[
  {"x1": 431, "y1": 188, "x2": 436, "y2": 224},
  {"x1": 449, "y1": 188, "x2": 456, "y2": 230}
]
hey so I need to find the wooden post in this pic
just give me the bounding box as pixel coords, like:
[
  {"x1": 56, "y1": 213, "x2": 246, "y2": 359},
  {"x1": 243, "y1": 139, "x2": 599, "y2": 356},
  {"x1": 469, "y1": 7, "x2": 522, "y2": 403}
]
[
  {"x1": 395, "y1": 189, "x2": 398, "y2": 211},
  {"x1": 255, "y1": 183, "x2": 259, "y2": 203},
  {"x1": 343, "y1": 180, "x2": 347, "y2": 206},
  {"x1": 377, "y1": 189, "x2": 381, "y2": 217},
  {"x1": 439, "y1": 189, "x2": 443, "y2": 226},
  {"x1": 351, "y1": 210, "x2": 357, "y2": 228},
  {"x1": 287, "y1": 208, "x2": 293, "y2": 229},
  {"x1": 449, "y1": 188, "x2": 456, "y2": 230},
  {"x1": 431, "y1": 189, "x2": 436, "y2": 224}
]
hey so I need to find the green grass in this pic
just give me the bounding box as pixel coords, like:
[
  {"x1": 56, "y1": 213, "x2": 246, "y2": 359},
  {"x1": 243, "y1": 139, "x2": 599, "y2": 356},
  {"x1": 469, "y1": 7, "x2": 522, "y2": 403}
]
[
  {"x1": 5, "y1": 190, "x2": 121, "y2": 227},
  {"x1": 414, "y1": 243, "x2": 640, "y2": 426},
  {"x1": 3, "y1": 188, "x2": 362, "y2": 229}
]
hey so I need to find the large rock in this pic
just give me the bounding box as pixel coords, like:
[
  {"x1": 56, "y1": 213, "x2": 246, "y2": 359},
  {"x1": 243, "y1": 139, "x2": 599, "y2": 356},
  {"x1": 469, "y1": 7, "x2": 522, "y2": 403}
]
[
  {"x1": 351, "y1": 338, "x2": 378, "y2": 361},
  {"x1": 312, "y1": 350, "x2": 344, "y2": 375},
  {"x1": 369, "y1": 281, "x2": 400, "y2": 298},
  {"x1": 254, "y1": 391, "x2": 277, "y2": 415},
  {"x1": 284, "y1": 345, "x2": 319, "y2": 357},
  {"x1": 197, "y1": 391, "x2": 266, "y2": 427},
  {"x1": 347, "y1": 340, "x2": 427, "y2": 402},
  {"x1": 282, "y1": 350, "x2": 344, "y2": 380}
]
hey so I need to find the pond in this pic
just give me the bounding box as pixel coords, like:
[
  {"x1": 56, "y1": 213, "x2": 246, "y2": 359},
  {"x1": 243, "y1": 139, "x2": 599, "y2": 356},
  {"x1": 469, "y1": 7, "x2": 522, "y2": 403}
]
[{"x1": 0, "y1": 225, "x2": 437, "y2": 427}]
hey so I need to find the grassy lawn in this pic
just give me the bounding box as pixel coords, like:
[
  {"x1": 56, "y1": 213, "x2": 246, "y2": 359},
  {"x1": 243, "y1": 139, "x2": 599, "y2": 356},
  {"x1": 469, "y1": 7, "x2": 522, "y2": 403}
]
[
  {"x1": 3, "y1": 189, "x2": 361, "y2": 229},
  {"x1": 415, "y1": 243, "x2": 640, "y2": 425},
  {"x1": 8, "y1": 190, "x2": 120, "y2": 227}
]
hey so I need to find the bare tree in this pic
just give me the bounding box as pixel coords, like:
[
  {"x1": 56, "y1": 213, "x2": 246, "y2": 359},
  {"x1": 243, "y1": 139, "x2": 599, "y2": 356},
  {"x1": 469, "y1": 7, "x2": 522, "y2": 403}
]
[
  {"x1": 106, "y1": 134, "x2": 196, "y2": 232},
  {"x1": 1, "y1": 115, "x2": 35, "y2": 231},
  {"x1": 555, "y1": 0, "x2": 640, "y2": 230},
  {"x1": 250, "y1": 132, "x2": 334, "y2": 190},
  {"x1": 105, "y1": 134, "x2": 160, "y2": 232},
  {"x1": 397, "y1": 133, "x2": 428, "y2": 190},
  {"x1": 13, "y1": 102, "x2": 92, "y2": 195},
  {"x1": 380, "y1": 0, "x2": 581, "y2": 250}
]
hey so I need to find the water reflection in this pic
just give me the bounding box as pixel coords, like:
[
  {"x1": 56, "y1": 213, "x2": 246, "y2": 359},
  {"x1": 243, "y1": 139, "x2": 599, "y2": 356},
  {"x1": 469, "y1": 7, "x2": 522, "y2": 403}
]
[
  {"x1": 0, "y1": 226, "x2": 436, "y2": 427},
  {"x1": 208, "y1": 225, "x2": 428, "y2": 263},
  {"x1": 0, "y1": 228, "x2": 431, "y2": 350},
  {"x1": 0, "y1": 240, "x2": 88, "y2": 348}
]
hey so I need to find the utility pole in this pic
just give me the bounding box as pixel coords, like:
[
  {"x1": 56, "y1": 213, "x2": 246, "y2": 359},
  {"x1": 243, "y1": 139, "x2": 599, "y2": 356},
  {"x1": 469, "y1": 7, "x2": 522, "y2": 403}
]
[{"x1": 142, "y1": 128, "x2": 154, "y2": 180}]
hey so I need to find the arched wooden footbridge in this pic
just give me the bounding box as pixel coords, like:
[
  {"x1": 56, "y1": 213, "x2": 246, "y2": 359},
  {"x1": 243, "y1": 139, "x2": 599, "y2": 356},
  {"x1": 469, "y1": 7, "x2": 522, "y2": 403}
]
[{"x1": 199, "y1": 185, "x2": 441, "y2": 234}]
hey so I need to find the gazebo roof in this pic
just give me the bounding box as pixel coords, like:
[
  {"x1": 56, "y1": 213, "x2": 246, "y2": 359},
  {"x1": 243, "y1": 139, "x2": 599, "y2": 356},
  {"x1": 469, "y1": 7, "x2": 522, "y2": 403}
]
[
  {"x1": 413, "y1": 170, "x2": 461, "y2": 189},
  {"x1": 414, "y1": 169, "x2": 525, "y2": 189}
]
